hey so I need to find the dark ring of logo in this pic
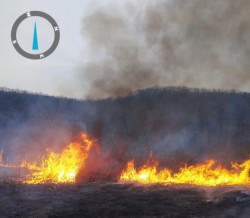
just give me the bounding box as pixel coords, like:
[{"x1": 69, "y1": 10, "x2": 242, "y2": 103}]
[{"x1": 11, "y1": 11, "x2": 60, "y2": 60}]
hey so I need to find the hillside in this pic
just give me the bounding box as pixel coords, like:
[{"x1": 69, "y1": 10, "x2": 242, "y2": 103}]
[{"x1": 0, "y1": 87, "x2": 249, "y2": 180}]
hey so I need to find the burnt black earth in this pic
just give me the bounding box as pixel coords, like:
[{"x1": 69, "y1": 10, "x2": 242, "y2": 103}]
[{"x1": 0, "y1": 182, "x2": 249, "y2": 218}]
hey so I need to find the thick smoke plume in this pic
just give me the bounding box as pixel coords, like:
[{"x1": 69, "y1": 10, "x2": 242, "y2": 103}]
[{"x1": 77, "y1": 0, "x2": 250, "y2": 99}]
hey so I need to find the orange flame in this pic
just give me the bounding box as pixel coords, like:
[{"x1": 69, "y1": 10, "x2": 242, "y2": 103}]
[
  {"x1": 22, "y1": 133, "x2": 96, "y2": 184},
  {"x1": 0, "y1": 149, "x2": 2, "y2": 164},
  {"x1": 120, "y1": 157, "x2": 250, "y2": 186}
]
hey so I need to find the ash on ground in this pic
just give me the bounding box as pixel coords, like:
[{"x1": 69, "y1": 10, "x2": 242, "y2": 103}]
[{"x1": 0, "y1": 182, "x2": 249, "y2": 218}]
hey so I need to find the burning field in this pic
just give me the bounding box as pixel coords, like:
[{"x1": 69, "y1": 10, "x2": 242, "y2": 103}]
[
  {"x1": 0, "y1": 87, "x2": 250, "y2": 217},
  {"x1": 1, "y1": 132, "x2": 249, "y2": 187},
  {"x1": 2, "y1": 0, "x2": 250, "y2": 216},
  {"x1": 0, "y1": 131, "x2": 249, "y2": 217}
]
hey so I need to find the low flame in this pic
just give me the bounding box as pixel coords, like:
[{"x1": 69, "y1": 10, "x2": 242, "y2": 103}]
[
  {"x1": 22, "y1": 133, "x2": 96, "y2": 184},
  {"x1": 120, "y1": 157, "x2": 250, "y2": 186}
]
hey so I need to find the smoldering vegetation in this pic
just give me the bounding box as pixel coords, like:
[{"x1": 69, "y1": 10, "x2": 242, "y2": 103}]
[
  {"x1": 0, "y1": 87, "x2": 249, "y2": 217},
  {"x1": 0, "y1": 182, "x2": 249, "y2": 218},
  {"x1": 72, "y1": 0, "x2": 250, "y2": 99},
  {"x1": 0, "y1": 87, "x2": 249, "y2": 181}
]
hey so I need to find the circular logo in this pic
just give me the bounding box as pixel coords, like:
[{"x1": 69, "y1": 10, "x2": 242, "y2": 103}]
[{"x1": 11, "y1": 11, "x2": 60, "y2": 60}]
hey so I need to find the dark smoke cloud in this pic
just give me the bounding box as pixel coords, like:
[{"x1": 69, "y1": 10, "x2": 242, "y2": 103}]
[{"x1": 77, "y1": 0, "x2": 250, "y2": 99}]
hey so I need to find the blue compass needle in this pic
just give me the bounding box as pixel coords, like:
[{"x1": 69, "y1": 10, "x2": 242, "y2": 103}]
[{"x1": 32, "y1": 22, "x2": 39, "y2": 50}]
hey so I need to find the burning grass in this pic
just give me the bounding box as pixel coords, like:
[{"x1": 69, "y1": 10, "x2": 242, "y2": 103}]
[
  {"x1": 120, "y1": 156, "x2": 250, "y2": 186},
  {"x1": 1, "y1": 132, "x2": 250, "y2": 187},
  {"x1": 21, "y1": 133, "x2": 97, "y2": 184}
]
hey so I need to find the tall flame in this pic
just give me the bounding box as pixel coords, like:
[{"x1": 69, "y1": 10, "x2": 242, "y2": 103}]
[
  {"x1": 0, "y1": 149, "x2": 2, "y2": 164},
  {"x1": 22, "y1": 133, "x2": 96, "y2": 184},
  {"x1": 120, "y1": 157, "x2": 250, "y2": 186}
]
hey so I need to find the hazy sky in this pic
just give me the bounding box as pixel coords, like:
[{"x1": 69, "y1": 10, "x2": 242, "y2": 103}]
[
  {"x1": 0, "y1": 0, "x2": 250, "y2": 99},
  {"x1": 0, "y1": 0, "x2": 90, "y2": 98}
]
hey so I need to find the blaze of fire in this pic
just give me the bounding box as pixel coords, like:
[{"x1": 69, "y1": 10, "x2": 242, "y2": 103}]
[
  {"x1": 0, "y1": 149, "x2": 2, "y2": 164},
  {"x1": 120, "y1": 157, "x2": 250, "y2": 186},
  {"x1": 22, "y1": 133, "x2": 96, "y2": 184}
]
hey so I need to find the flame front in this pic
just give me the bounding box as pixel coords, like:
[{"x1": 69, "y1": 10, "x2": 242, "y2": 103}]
[
  {"x1": 22, "y1": 133, "x2": 96, "y2": 184},
  {"x1": 120, "y1": 158, "x2": 250, "y2": 186}
]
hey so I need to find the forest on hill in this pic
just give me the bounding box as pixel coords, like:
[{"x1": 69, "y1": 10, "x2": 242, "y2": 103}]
[{"x1": 0, "y1": 87, "x2": 249, "y2": 180}]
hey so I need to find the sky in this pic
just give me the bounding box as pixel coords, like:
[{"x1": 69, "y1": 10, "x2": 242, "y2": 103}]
[
  {"x1": 0, "y1": 0, "x2": 90, "y2": 98},
  {"x1": 0, "y1": 0, "x2": 250, "y2": 99}
]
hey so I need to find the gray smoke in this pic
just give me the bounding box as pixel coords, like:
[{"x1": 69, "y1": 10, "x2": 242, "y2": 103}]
[{"x1": 77, "y1": 0, "x2": 250, "y2": 99}]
